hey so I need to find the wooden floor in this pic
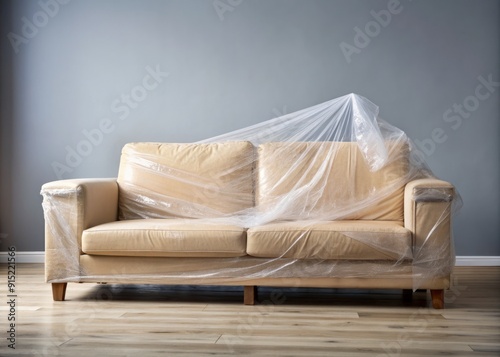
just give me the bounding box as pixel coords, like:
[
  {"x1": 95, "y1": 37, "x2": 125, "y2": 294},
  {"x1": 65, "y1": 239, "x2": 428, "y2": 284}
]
[{"x1": 0, "y1": 264, "x2": 499, "y2": 356}]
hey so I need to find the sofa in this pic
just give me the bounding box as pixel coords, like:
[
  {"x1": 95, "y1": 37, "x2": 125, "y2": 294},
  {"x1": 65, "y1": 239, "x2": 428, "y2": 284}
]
[{"x1": 41, "y1": 139, "x2": 456, "y2": 309}]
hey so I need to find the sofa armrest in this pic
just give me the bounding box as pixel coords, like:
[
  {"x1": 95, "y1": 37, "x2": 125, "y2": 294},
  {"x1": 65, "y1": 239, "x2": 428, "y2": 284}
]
[
  {"x1": 41, "y1": 178, "x2": 118, "y2": 282},
  {"x1": 404, "y1": 178, "x2": 455, "y2": 281}
]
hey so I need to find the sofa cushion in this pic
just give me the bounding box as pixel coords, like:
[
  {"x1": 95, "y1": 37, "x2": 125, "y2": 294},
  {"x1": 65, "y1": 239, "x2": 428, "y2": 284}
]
[
  {"x1": 82, "y1": 219, "x2": 247, "y2": 258},
  {"x1": 246, "y1": 220, "x2": 412, "y2": 260},
  {"x1": 257, "y1": 141, "x2": 409, "y2": 221},
  {"x1": 117, "y1": 141, "x2": 254, "y2": 220}
]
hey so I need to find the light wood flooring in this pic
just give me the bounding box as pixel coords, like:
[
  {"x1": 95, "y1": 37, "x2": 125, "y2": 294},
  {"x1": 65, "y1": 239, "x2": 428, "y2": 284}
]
[{"x1": 0, "y1": 264, "x2": 499, "y2": 356}]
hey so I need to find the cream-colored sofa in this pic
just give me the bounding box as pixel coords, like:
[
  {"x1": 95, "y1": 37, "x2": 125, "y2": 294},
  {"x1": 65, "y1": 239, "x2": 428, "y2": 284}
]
[{"x1": 41, "y1": 141, "x2": 455, "y2": 309}]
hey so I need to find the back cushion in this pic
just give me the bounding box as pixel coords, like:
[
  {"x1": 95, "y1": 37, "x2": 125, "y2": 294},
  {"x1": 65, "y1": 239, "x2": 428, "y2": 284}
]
[
  {"x1": 257, "y1": 141, "x2": 409, "y2": 221},
  {"x1": 117, "y1": 142, "x2": 254, "y2": 220}
]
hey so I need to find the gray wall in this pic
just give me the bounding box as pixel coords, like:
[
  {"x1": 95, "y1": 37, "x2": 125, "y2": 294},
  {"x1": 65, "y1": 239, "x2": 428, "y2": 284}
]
[{"x1": 0, "y1": 0, "x2": 498, "y2": 255}]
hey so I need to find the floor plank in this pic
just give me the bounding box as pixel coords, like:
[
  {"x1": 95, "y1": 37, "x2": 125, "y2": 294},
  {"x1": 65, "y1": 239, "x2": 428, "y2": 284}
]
[{"x1": 0, "y1": 264, "x2": 499, "y2": 356}]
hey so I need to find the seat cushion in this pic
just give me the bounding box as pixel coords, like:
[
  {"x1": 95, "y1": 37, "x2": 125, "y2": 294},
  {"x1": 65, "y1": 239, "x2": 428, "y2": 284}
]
[
  {"x1": 246, "y1": 220, "x2": 412, "y2": 260},
  {"x1": 257, "y1": 141, "x2": 409, "y2": 221},
  {"x1": 82, "y1": 219, "x2": 247, "y2": 258},
  {"x1": 117, "y1": 141, "x2": 255, "y2": 220}
]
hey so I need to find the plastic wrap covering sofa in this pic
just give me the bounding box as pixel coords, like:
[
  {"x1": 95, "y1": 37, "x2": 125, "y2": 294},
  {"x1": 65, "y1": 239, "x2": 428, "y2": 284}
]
[{"x1": 41, "y1": 94, "x2": 460, "y2": 309}]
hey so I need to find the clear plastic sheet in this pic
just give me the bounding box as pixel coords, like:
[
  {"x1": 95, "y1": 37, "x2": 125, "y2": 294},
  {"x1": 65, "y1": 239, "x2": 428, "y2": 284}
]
[{"x1": 41, "y1": 94, "x2": 461, "y2": 292}]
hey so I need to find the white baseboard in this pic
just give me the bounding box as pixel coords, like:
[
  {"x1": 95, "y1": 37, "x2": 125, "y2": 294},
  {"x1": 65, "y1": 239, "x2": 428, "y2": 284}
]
[
  {"x1": 0, "y1": 252, "x2": 499, "y2": 266},
  {"x1": 455, "y1": 256, "x2": 500, "y2": 266},
  {"x1": 0, "y1": 251, "x2": 45, "y2": 263}
]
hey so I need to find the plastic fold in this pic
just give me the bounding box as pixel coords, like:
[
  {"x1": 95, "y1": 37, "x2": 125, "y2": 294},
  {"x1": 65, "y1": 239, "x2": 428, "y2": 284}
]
[{"x1": 41, "y1": 93, "x2": 461, "y2": 291}]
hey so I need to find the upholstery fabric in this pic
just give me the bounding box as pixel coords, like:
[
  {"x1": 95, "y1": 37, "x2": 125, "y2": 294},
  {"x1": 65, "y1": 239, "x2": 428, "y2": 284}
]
[
  {"x1": 247, "y1": 220, "x2": 412, "y2": 260},
  {"x1": 82, "y1": 219, "x2": 247, "y2": 258},
  {"x1": 117, "y1": 141, "x2": 255, "y2": 219},
  {"x1": 256, "y1": 141, "x2": 409, "y2": 221}
]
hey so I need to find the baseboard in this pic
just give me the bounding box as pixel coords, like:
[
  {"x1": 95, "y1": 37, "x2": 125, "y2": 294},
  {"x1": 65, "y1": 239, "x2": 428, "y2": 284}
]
[
  {"x1": 455, "y1": 256, "x2": 500, "y2": 266},
  {"x1": 0, "y1": 251, "x2": 45, "y2": 263},
  {"x1": 0, "y1": 252, "x2": 499, "y2": 266}
]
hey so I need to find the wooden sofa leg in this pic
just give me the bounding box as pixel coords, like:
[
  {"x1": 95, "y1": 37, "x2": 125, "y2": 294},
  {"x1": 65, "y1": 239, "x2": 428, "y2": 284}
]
[
  {"x1": 430, "y1": 289, "x2": 444, "y2": 309},
  {"x1": 52, "y1": 283, "x2": 67, "y2": 301},
  {"x1": 244, "y1": 286, "x2": 256, "y2": 305}
]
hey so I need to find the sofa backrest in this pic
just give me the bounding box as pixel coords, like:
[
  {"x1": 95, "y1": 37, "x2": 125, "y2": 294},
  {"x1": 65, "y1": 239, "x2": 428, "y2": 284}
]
[
  {"x1": 256, "y1": 141, "x2": 410, "y2": 221},
  {"x1": 117, "y1": 141, "x2": 255, "y2": 220}
]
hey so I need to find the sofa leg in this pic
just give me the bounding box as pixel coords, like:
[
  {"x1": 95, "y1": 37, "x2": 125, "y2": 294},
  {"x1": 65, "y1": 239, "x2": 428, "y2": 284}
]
[
  {"x1": 244, "y1": 286, "x2": 256, "y2": 305},
  {"x1": 52, "y1": 283, "x2": 67, "y2": 301},
  {"x1": 430, "y1": 289, "x2": 444, "y2": 309}
]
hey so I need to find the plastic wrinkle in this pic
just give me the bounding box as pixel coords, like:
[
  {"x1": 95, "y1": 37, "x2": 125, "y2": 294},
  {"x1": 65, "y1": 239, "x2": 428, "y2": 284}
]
[
  {"x1": 40, "y1": 186, "x2": 82, "y2": 197},
  {"x1": 41, "y1": 93, "x2": 461, "y2": 291},
  {"x1": 413, "y1": 188, "x2": 454, "y2": 202}
]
